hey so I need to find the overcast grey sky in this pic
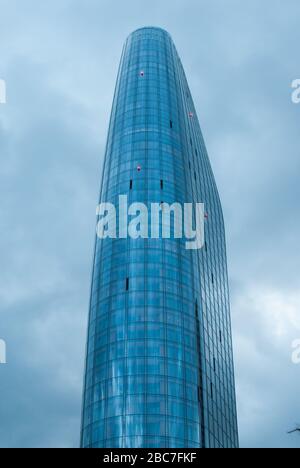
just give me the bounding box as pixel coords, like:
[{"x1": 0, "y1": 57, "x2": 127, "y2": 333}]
[{"x1": 0, "y1": 0, "x2": 300, "y2": 448}]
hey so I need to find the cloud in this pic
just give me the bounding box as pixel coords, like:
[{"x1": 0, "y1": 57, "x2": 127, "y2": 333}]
[
  {"x1": 0, "y1": 53, "x2": 99, "y2": 447},
  {"x1": 233, "y1": 286, "x2": 300, "y2": 447}
]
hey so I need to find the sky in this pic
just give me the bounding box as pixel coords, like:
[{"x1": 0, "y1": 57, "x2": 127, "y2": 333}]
[{"x1": 0, "y1": 0, "x2": 300, "y2": 448}]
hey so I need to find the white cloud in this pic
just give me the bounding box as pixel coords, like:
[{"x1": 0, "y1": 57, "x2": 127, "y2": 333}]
[{"x1": 232, "y1": 285, "x2": 300, "y2": 447}]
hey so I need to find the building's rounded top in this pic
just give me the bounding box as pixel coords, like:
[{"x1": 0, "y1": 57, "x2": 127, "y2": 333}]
[{"x1": 128, "y1": 26, "x2": 171, "y2": 38}]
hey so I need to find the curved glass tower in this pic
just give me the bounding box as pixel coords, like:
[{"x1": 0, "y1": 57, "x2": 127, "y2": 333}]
[{"x1": 81, "y1": 27, "x2": 238, "y2": 448}]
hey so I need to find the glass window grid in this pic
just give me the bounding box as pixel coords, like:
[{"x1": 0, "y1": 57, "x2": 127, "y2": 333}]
[{"x1": 81, "y1": 27, "x2": 239, "y2": 449}]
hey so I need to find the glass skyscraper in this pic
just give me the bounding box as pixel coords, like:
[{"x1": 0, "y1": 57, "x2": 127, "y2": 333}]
[{"x1": 81, "y1": 27, "x2": 239, "y2": 448}]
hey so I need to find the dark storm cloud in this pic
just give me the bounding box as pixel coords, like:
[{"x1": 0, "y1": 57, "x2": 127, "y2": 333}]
[{"x1": 0, "y1": 0, "x2": 299, "y2": 447}]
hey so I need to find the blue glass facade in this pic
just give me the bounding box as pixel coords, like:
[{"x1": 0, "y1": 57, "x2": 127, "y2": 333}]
[{"x1": 81, "y1": 27, "x2": 238, "y2": 448}]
